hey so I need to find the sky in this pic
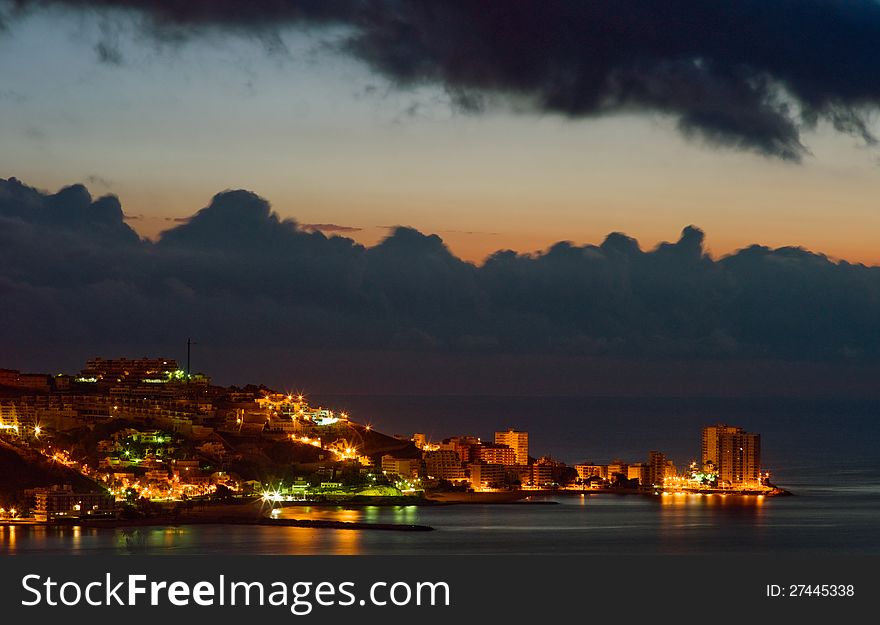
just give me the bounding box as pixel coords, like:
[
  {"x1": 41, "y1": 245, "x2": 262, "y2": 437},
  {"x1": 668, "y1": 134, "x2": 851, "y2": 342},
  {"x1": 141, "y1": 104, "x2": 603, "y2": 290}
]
[
  {"x1": 2, "y1": 1, "x2": 880, "y2": 396},
  {"x1": 1, "y1": 2, "x2": 879, "y2": 265}
]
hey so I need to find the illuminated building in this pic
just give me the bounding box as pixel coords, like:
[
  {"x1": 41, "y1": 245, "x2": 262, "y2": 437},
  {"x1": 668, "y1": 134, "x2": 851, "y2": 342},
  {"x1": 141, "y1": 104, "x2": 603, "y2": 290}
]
[
  {"x1": 255, "y1": 393, "x2": 306, "y2": 415},
  {"x1": 494, "y1": 429, "x2": 529, "y2": 465},
  {"x1": 265, "y1": 415, "x2": 306, "y2": 435},
  {"x1": 531, "y1": 462, "x2": 553, "y2": 488},
  {"x1": 144, "y1": 469, "x2": 171, "y2": 482},
  {"x1": 423, "y1": 450, "x2": 465, "y2": 480},
  {"x1": 233, "y1": 410, "x2": 270, "y2": 436},
  {"x1": 574, "y1": 464, "x2": 608, "y2": 480},
  {"x1": 702, "y1": 424, "x2": 741, "y2": 469},
  {"x1": 381, "y1": 455, "x2": 421, "y2": 478},
  {"x1": 606, "y1": 460, "x2": 628, "y2": 479},
  {"x1": 647, "y1": 451, "x2": 674, "y2": 487},
  {"x1": 468, "y1": 463, "x2": 507, "y2": 489},
  {"x1": 0, "y1": 403, "x2": 26, "y2": 436},
  {"x1": 702, "y1": 424, "x2": 761, "y2": 486},
  {"x1": 504, "y1": 464, "x2": 533, "y2": 487},
  {"x1": 477, "y1": 443, "x2": 517, "y2": 466},
  {"x1": 0, "y1": 368, "x2": 51, "y2": 392},
  {"x1": 412, "y1": 433, "x2": 427, "y2": 449},
  {"x1": 627, "y1": 463, "x2": 650, "y2": 486},
  {"x1": 584, "y1": 475, "x2": 606, "y2": 489},
  {"x1": 439, "y1": 436, "x2": 481, "y2": 463},
  {"x1": 32, "y1": 485, "x2": 115, "y2": 522},
  {"x1": 80, "y1": 357, "x2": 181, "y2": 384}
]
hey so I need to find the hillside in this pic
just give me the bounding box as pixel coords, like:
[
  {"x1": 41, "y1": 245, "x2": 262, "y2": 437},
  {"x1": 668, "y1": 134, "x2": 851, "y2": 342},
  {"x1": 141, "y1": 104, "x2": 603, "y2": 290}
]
[{"x1": 0, "y1": 440, "x2": 104, "y2": 499}]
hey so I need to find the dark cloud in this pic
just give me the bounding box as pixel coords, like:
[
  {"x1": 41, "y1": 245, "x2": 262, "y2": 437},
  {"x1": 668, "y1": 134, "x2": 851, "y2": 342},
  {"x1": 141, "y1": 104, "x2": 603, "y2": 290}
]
[
  {"x1": 9, "y1": 1, "x2": 880, "y2": 159},
  {"x1": 1, "y1": 177, "x2": 879, "y2": 369},
  {"x1": 0, "y1": 177, "x2": 140, "y2": 244},
  {"x1": 85, "y1": 174, "x2": 113, "y2": 188},
  {"x1": 94, "y1": 40, "x2": 122, "y2": 64},
  {"x1": 300, "y1": 223, "x2": 362, "y2": 233}
]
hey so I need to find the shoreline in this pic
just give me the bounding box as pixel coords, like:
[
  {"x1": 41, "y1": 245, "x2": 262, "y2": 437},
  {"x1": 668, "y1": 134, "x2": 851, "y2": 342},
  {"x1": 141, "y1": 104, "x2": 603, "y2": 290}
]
[{"x1": 0, "y1": 487, "x2": 792, "y2": 530}]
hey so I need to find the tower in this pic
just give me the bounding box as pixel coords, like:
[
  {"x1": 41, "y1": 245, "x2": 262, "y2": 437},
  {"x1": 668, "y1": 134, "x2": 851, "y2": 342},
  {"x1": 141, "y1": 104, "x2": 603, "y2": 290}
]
[
  {"x1": 494, "y1": 429, "x2": 529, "y2": 465},
  {"x1": 702, "y1": 424, "x2": 761, "y2": 486}
]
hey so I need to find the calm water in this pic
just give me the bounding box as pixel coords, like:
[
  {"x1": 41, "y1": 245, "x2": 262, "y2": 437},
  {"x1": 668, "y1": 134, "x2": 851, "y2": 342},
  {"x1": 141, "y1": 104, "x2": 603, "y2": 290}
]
[
  {"x1": 2, "y1": 491, "x2": 879, "y2": 555},
  {"x1": 1, "y1": 396, "x2": 878, "y2": 554}
]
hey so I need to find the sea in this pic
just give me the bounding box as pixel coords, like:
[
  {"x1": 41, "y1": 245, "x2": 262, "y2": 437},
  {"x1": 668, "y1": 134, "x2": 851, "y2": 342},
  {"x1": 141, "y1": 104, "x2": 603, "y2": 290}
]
[{"x1": 1, "y1": 395, "x2": 878, "y2": 555}]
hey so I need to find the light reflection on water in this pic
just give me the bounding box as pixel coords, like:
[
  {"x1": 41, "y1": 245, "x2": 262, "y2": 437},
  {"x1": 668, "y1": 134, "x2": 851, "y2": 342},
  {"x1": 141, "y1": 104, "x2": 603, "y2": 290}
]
[{"x1": 2, "y1": 492, "x2": 877, "y2": 555}]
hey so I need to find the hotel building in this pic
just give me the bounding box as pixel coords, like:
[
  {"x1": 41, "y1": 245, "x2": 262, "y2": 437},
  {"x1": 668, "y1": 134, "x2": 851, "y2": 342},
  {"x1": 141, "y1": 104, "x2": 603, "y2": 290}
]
[
  {"x1": 701, "y1": 424, "x2": 761, "y2": 486},
  {"x1": 423, "y1": 450, "x2": 466, "y2": 481},
  {"x1": 494, "y1": 429, "x2": 529, "y2": 465}
]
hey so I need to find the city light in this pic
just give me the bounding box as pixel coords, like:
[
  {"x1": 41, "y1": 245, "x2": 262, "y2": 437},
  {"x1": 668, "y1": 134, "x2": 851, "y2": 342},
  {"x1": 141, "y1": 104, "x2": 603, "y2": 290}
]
[{"x1": 0, "y1": 357, "x2": 787, "y2": 523}]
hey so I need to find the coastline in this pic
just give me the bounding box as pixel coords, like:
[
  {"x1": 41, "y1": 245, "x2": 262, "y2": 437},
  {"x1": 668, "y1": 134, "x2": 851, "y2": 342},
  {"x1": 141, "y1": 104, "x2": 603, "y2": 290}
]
[{"x1": 0, "y1": 486, "x2": 791, "y2": 532}]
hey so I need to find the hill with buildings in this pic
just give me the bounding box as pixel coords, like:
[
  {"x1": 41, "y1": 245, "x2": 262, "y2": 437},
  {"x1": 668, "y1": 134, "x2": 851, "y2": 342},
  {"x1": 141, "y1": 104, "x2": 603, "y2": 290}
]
[
  {"x1": 1, "y1": 357, "x2": 777, "y2": 522},
  {"x1": 0, "y1": 439, "x2": 103, "y2": 505}
]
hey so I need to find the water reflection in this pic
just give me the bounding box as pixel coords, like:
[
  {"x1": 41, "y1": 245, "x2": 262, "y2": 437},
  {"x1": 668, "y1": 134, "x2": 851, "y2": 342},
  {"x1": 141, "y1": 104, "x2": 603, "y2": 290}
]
[
  {"x1": 1, "y1": 492, "x2": 876, "y2": 555},
  {"x1": 275, "y1": 504, "x2": 421, "y2": 525},
  {"x1": 332, "y1": 526, "x2": 360, "y2": 554},
  {"x1": 277, "y1": 506, "x2": 362, "y2": 523}
]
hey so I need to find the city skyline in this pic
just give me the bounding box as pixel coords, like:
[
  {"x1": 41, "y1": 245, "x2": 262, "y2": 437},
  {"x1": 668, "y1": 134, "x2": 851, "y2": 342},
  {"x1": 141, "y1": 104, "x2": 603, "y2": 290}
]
[{"x1": 0, "y1": 355, "x2": 776, "y2": 517}]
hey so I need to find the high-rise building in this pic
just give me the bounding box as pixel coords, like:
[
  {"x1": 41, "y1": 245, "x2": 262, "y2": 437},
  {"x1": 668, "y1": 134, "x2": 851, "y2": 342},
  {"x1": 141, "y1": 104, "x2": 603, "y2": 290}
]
[
  {"x1": 647, "y1": 451, "x2": 669, "y2": 487},
  {"x1": 494, "y1": 429, "x2": 528, "y2": 465},
  {"x1": 702, "y1": 424, "x2": 739, "y2": 469},
  {"x1": 701, "y1": 424, "x2": 761, "y2": 486}
]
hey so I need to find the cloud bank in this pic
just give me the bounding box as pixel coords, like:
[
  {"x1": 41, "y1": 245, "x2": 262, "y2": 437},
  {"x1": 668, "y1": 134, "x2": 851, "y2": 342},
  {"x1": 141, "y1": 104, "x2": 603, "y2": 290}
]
[
  {"x1": 6, "y1": 1, "x2": 880, "y2": 159},
  {"x1": 2, "y1": 177, "x2": 878, "y2": 365}
]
